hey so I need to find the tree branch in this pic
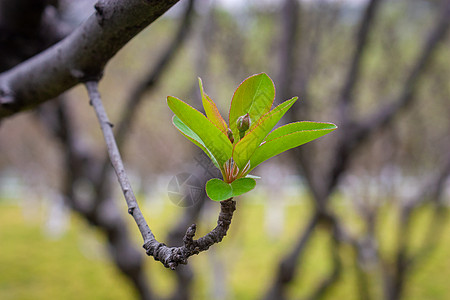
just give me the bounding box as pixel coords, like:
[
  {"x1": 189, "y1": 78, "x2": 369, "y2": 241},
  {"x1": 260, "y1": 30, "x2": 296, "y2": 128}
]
[
  {"x1": 37, "y1": 99, "x2": 154, "y2": 299},
  {"x1": 0, "y1": 0, "x2": 179, "y2": 119},
  {"x1": 263, "y1": 213, "x2": 320, "y2": 300},
  {"x1": 356, "y1": 0, "x2": 450, "y2": 140},
  {"x1": 338, "y1": 0, "x2": 383, "y2": 119},
  {"x1": 116, "y1": 0, "x2": 196, "y2": 147},
  {"x1": 143, "y1": 199, "x2": 236, "y2": 270},
  {"x1": 86, "y1": 80, "x2": 154, "y2": 242},
  {"x1": 326, "y1": 0, "x2": 450, "y2": 193},
  {"x1": 92, "y1": 0, "x2": 196, "y2": 202},
  {"x1": 85, "y1": 80, "x2": 237, "y2": 269}
]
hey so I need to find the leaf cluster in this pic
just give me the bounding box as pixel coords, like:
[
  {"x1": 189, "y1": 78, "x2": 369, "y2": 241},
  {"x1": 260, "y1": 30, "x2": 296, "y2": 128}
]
[{"x1": 167, "y1": 73, "x2": 337, "y2": 201}]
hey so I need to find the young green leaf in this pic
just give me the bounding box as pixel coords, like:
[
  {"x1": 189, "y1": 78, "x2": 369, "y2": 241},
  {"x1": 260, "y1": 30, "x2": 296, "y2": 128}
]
[
  {"x1": 206, "y1": 178, "x2": 257, "y2": 201},
  {"x1": 248, "y1": 121, "x2": 337, "y2": 171},
  {"x1": 172, "y1": 116, "x2": 220, "y2": 169},
  {"x1": 233, "y1": 97, "x2": 298, "y2": 169},
  {"x1": 230, "y1": 178, "x2": 256, "y2": 195},
  {"x1": 229, "y1": 73, "x2": 275, "y2": 141},
  {"x1": 167, "y1": 96, "x2": 232, "y2": 166},
  {"x1": 198, "y1": 78, "x2": 228, "y2": 134},
  {"x1": 206, "y1": 179, "x2": 233, "y2": 201}
]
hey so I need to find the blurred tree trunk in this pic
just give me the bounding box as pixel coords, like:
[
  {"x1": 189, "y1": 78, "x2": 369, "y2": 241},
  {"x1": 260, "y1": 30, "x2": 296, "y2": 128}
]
[{"x1": 265, "y1": 0, "x2": 450, "y2": 299}]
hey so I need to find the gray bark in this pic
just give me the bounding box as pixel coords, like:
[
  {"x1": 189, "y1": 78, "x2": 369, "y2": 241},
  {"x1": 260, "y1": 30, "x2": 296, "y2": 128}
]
[{"x1": 0, "y1": 0, "x2": 179, "y2": 118}]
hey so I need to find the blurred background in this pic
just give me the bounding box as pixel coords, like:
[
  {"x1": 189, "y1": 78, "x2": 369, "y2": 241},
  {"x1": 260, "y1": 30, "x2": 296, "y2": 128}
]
[{"x1": 0, "y1": 0, "x2": 450, "y2": 299}]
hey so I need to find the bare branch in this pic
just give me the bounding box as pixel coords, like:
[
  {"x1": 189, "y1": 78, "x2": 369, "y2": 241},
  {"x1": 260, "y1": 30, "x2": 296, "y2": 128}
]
[
  {"x1": 277, "y1": 0, "x2": 299, "y2": 104},
  {"x1": 85, "y1": 81, "x2": 237, "y2": 269},
  {"x1": 338, "y1": 0, "x2": 384, "y2": 120},
  {"x1": 116, "y1": 0, "x2": 196, "y2": 147},
  {"x1": 356, "y1": 0, "x2": 450, "y2": 140},
  {"x1": 37, "y1": 99, "x2": 154, "y2": 299},
  {"x1": 264, "y1": 213, "x2": 320, "y2": 300},
  {"x1": 85, "y1": 80, "x2": 155, "y2": 242},
  {"x1": 307, "y1": 237, "x2": 342, "y2": 300},
  {"x1": 144, "y1": 199, "x2": 236, "y2": 270},
  {"x1": 327, "y1": 1, "x2": 450, "y2": 193},
  {"x1": 383, "y1": 150, "x2": 450, "y2": 300},
  {"x1": 0, "y1": 0, "x2": 179, "y2": 119},
  {"x1": 93, "y1": 0, "x2": 196, "y2": 200}
]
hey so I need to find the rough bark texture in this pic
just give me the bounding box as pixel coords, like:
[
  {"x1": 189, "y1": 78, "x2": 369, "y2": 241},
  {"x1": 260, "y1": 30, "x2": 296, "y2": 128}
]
[
  {"x1": 143, "y1": 199, "x2": 236, "y2": 270},
  {"x1": 0, "y1": 0, "x2": 179, "y2": 118}
]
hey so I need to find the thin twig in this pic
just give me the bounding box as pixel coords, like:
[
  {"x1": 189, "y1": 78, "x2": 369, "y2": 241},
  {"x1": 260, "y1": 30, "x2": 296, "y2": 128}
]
[
  {"x1": 93, "y1": 0, "x2": 196, "y2": 201},
  {"x1": 86, "y1": 81, "x2": 155, "y2": 242},
  {"x1": 85, "y1": 80, "x2": 237, "y2": 269},
  {"x1": 37, "y1": 99, "x2": 154, "y2": 299}
]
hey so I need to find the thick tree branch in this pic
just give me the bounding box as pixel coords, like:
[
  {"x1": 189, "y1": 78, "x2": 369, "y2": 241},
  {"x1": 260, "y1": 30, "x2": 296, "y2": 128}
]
[
  {"x1": 307, "y1": 218, "x2": 343, "y2": 300},
  {"x1": 264, "y1": 213, "x2": 320, "y2": 300},
  {"x1": 0, "y1": 0, "x2": 179, "y2": 119},
  {"x1": 85, "y1": 81, "x2": 236, "y2": 269},
  {"x1": 116, "y1": 0, "x2": 196, "y2": 147},
  {"x1": 338, "y1": 0, "x2": 383, "y2": 119},
  {"x1": 92, "y1": 0, "x2": 196, "y2": 202},
  {"x1": 383, "y1": 149, "x2": 450, "y2": 300},
  {"x1": 277, "y1": 0, "x2": 299, "y2": 104}
]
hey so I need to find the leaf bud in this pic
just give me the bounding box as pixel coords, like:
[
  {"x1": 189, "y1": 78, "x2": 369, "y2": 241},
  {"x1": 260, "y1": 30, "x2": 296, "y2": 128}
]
[
  {"x1": 236, "y1": 113, "x2": 250, "y2": 132},
  {"x1": 227, "y1": 128, "x2": 234, "y2": 144}
]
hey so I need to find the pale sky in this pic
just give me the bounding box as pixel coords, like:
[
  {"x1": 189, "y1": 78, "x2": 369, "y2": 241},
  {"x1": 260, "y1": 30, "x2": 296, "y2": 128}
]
[{"x1": 216, "y1": 0, "x2": 368, "y2": 10}]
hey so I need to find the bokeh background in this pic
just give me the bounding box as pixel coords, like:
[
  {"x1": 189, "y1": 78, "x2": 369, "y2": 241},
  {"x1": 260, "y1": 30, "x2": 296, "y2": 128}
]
[{"x1": 1, "y1": 0, "x2": 450, "y2": 299}]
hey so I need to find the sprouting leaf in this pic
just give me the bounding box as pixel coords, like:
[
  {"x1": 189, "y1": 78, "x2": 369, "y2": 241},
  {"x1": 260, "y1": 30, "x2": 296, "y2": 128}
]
[
  {"x1": 233, "y1": 97, "x2": 298, "y2": 169},
  {"x1": 229, "y1": 73, "x2": 275, "y2": 141},
  {"x1": 167, "y1": 96, "x2": 232, "y2": 166},
  {"x1": 168, "y1": 73, "x2": 337, "y2": 203},
  {"x1": 249, "y1": 121, "x2": 337, "y2": 171},
  {"x1": 230, "y1": 178, "x2": 256, "y2": 195},
  {"x1": 172, "y1": 116, "x2": 219, "y2": 169},
  {"x1": 206, "y1": 179, "x2": 233, "y2": 201},
  {"x1": 199, "y1": 78, "x2": 228, "y2": 134},
  {"x1": 206, "y1": 178, "x2": 256, "y2": 201}
]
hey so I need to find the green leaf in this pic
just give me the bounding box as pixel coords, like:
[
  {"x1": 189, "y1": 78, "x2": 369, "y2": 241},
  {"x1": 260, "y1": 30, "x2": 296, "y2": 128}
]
[
  {"x1": 233, "y1": 97, "x2": 298, "y2": 169},
  {"x1": 206, "y1": 179, "x2": 232, "y2": 201},
  {"x1": 198, "y1": 78, "x2": 228, "y2": 134},
  {"x1": 230, "y1": 178, "x2": 256, "y2": 196},
  {"x1": 172, "y1": 115, "x2": 220, "y2": 169},
  {"x1": 167, "y1": 96, "x2": 232, "y2": 167},
  {"x1": 229, "y1": 73, "x2": 275, "y2": 141},
  {"x1": 249, "y1": 121, "x2": 337, "y2": 171},
  {"x1": 206, "y1": 178, "x2": 256, "y2": 201}
]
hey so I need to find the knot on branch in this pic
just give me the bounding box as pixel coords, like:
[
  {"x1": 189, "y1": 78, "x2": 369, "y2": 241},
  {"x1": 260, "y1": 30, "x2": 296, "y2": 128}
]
[
  {"x1": 0, "y1": 87, "x2": 14, "y2": 108},
  {"x1": 143, "y1": 199, "x2": 236, "y2": 270},
  {"x1": 183, "y1": 224, "x2": 199, "y2": 252},
  {"x1": 94, "y1": 1, "x2": 107, "y2": 26}
]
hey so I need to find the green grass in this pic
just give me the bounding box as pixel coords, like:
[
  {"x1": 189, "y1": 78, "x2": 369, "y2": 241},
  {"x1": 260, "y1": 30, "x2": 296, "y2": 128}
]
[
  {"x1": 0, "y1": 204, "x2": 135, "y2": 300},
  {"x1": 1, "y1": 199, "x2": 450, "y2": 300}
]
